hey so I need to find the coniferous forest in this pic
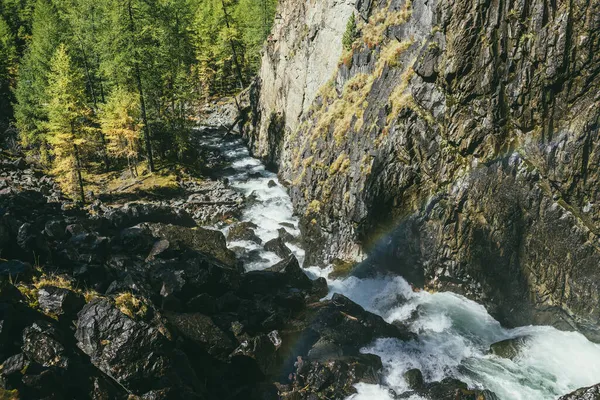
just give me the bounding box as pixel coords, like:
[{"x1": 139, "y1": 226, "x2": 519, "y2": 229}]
[{"x1": 0, "y1": 0, "x2": 276, "y2": 202}]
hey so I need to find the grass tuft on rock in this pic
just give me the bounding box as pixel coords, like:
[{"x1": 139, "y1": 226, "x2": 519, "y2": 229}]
[
  {"x1": 0, "y1": 388, "x2": 19, "y2": 400},
  {"x1": 115, "y1": 292, "x2": 149, "y2": 320}
]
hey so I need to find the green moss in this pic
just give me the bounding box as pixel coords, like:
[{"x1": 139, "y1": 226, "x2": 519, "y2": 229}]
[{"x1": 329, "y1": 259, "x2": 356, "y2": 279}]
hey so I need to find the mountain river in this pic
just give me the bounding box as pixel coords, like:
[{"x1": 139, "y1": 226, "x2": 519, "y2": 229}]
[{"x1": 198, "y1": 128, "x2": 600, "y2": 400}]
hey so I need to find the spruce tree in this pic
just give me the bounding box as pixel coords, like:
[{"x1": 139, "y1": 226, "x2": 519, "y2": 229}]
[
  {"x1": 46, "y1": 44, "x2": 89, "y2": 203},
  {"x1": 14, "y1": 0, "x2": 62, "y2": 158},
  {"x1": 0, "y1": 16, "x2": 17, "y2": 137},
  {"x1": 342, "y1": 13, "x2": 357, "y2": 51}
]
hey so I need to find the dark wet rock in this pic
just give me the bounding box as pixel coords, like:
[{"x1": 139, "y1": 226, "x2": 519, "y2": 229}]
[
  {"x1": 559, "y1": 383, "x2": 600, "y2": 400},
  {"x1": 266, "y1": 255, "x2": 311, "y2": 290},
  {"x1": 283, "y1": 354, "x2": 382, "y2": 399},
  {"x1": 0, "y1": 260, "x2": 32, "y2": 283},
  {"x1": 165, "y1": 312, "x2": 235, "y2": 359},
  {"x1": 231, "y1": 247, "x2": 268, "y2": 265},
  {"x1": 146, "y1": 239, "x2": 170, "y2": 261},
  {"x1": 43, "y1": 220, "x2": 66, "y2": 240},
  {"x1": 216, "y1": 292, "x2": 241, "y2": 312},
  {"x1": 489, "y1": 336, "x2": 531, "y2": 360},
  {"x1": 0, "y1": 353, "x2": 29, "y2": 377},
  {"x1": 75, "y1": 298, "x2": 197, "y2": 394},
  {"x1": 37, "y1": 286, "x2": 85, "y2": 319},
  {"x1": 404, "y1": 368, "x2": 424, "y2": 390},
  {"x1": 144, "y1": 223, "x2": 237, "y2": 268},
  {"x1": 147, "y1": 251, "x2": 241, "y2": 301},
  {"x1": 232, "y1": 334, "x2": 278, "y2": 376},
  {"x1": 277, "y1": 227, "x2": 296, "y2": 244},
  {"x1": 187, "y1": 293, "x2": 217, "y2": 314},
  {"x1": 263, "y1": 237, "x2": 292, "y2": 259},
  {"x1": 306, "y1": 293, "x2": 414, "y2": 355},
  {"x1": 307, "y1": 338, "x2": 343, "y2": 361},
  {"x1": 267, "y1": 180, "x2": 277, "y2": 188},
  {"x1": 65, "y1": 224, "x2": 85, "y2": 237},
  {"x1": 22, "y1": 321, "x2": 69, "y2": 369},
  {"x1": 98, "y1": 203, "x2": 196, "y2": 231},
  {"x1": 118, "y1": 226, "x2": 156, "y2": 254},
  {"x1": 279, "y1": 222, "x2": 295, "y2": 230},
  {"x1": 310, "y1": 277, "x2": 329, "y2": 300},
  {"x1": 401, "y1": 378, "x2": 498, "y2": 400},
  {"x1": 227, "y1": 222, "x2": 262, "y2": 244},
  {"x1": 16, "y1": 223, "x2": 49, "y2": 260},
  {"x1": 20, "y1": 368, "x2": 63, "y2": 398}
]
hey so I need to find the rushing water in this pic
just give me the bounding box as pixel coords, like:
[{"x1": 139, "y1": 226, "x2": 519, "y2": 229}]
[{"x1": 198, "y1": 128, "x2": 600, "y2": 400}]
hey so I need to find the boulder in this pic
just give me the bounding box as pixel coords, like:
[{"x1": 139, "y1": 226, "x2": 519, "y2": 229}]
[
  {"x1": 186, "y1": 293, "x2": 217, "y2": 314},
  {"x1": 75, "y1": 298, "x2": 185, "y2": 393},
  {"x1": 147, "y1": 251, "x2": 241, "y2": 301},
  {"x1": 165, "y1": 312, "x2": 235, "y2": 359},
  {"x1": 0, "y1": 353, "x2": 29, "y2": 377},
  {"x1": 16, "y1": 223, "x2": 49, "y2": 260},
  {"x1": 43, "y1": 220, "x2": 66, "y2": 240},
  {"x1": 227, "y1": 222, "x2": 262, "y2": 244},
  {"x1": 263, "y1": 238, "x2": 292, "y2": 259},
  {"x1": 277, "y1": 227, "x2": 296, "y2": 244},
  {"x1": 37, "y1": 286, "x2": 85, "y2": 319},
  {"x1": 403, "y1": 368, "x2": 424, "y2": 390},
  {"x1": 145, "y1": 223, "x2": 237, "y2": 268},
  {"x1": 489, "y1": 336, "x2": 531, "y2": 360},
  {"x1": 284, "y1": 354, "x2": 382, "y2": 399},
  {"x1": 232, "y1": 334, "x2": 278, "y2": 376},
  {"x1": 306, "y1": 293, "x2": 415, "y2": 355},
  {"x1": 266, "y1": 255, "x2": 311, "y2": 289},
  {"x1": 0, "y1": 261, "x2": 32, "y2": 283},
  {"x1": 402, "y1": 378, "x2": 498, "y2": 400},
  {"x1": 97, "y1": 203, "x2": 196, "y2": 231},
  {"x1": 22, "y1": 321, "x2": 69, "y2": 369},
  {"x1": 559, "y1": 383, "x2": 600, "y2": 399},
  {"x1": 307, "y1": 339, "x2": 343, "y2": 361}
]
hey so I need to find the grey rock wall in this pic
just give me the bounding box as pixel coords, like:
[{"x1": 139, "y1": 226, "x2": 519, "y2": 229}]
[{"x1": 246, "y1": 0, "x2": 600, "y2": 339}]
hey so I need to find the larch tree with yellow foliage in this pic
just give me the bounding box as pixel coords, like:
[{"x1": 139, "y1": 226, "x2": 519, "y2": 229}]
[
  {"x1": 45, "y1": 43, "x2": 89, "y2": 204},
  {"x1": 100, "y1": 88, "x2": 142, "y2": 177}
]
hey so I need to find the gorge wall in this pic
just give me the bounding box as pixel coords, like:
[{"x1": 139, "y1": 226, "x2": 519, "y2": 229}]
[{"x1": 242, "y1": 0, "x2": 600, "y2": 339}]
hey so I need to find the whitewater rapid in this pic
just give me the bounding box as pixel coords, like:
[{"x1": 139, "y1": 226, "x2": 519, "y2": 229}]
[{"x1": 198, "y1": 128, "x2": 600, "y2": 400}]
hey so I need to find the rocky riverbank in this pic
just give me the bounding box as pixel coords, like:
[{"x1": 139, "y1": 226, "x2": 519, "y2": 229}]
[{"x1": 0, "y1": 152, "x2": 509, "y2": 399}]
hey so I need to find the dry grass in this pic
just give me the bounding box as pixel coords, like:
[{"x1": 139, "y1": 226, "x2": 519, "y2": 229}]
[
  {"x1": 35, "y1": 274, "x2": 74, "y2": 290},
  {"x1": 16, "y1": 272, "x2": 100, "y2": 313},
  {"x1": 83, "y1": 160, "x2": 181, "y2": 201},
  {"x1": 16, "y1": 284, "x2": 39, "y2": 309},
  {"x1": 361, "y1": 0, "x2": 413, "y2": 47},
  {"x1": 115, "y1": 292, "x2": 148, "y2": 319},
  {"x1": 305, "y1": 200, "x2": 322, "y2": 215},
  {"x1": 329, "y1": 153, "x2": 351, "y2": 175},
  {"x1": 0, "y1": 388, "x2": 20, "y2": 400}
]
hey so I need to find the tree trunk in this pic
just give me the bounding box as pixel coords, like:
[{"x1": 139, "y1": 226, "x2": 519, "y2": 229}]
[
  {"x1": 72, "y1": 142, "x2": 85, "y2": 204},
  {"x1": 128, "y1": 0, "x2": 155, "y2": 172},
  {"x1": 220, "y1": 0, "x2": 244, "y2": 89}
]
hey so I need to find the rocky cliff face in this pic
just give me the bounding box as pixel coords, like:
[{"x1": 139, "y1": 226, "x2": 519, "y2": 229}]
[{"x1": 244, "y1": 0, "x2": 600, "y2": 339}]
